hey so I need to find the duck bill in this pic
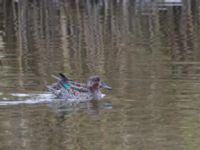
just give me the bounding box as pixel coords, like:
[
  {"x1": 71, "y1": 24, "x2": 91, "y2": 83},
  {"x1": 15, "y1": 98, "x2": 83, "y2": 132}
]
[{"x1": 100, "y1": 82, "x2": 112, "y2": 90}]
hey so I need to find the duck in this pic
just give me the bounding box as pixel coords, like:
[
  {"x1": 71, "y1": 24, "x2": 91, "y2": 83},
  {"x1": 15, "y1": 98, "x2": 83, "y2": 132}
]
[{"x1": 47, "y1": 73, "x2": 112, "y2": 102}]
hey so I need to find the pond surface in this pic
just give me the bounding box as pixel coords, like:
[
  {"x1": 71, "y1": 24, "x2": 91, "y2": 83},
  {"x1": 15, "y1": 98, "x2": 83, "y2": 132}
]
[{"x1": 1, "y1": 0, "x2": 200, "y2": 150}]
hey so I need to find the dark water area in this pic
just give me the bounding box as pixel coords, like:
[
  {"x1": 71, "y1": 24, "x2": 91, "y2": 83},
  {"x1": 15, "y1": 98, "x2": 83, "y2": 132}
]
[{"x1": 1, "y1": 0, "x2": 200, "y2": 149}]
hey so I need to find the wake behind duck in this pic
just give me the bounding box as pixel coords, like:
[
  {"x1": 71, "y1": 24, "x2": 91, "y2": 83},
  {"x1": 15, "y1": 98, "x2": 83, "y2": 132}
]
[{"x1": 0, "y1": 93, "x2": 54, "y2": 106}]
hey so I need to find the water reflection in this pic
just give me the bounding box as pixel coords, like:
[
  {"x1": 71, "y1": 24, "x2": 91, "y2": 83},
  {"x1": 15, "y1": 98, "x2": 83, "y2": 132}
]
[
  {"x1": 49, "y1": 99, "x2": 113, "y2": 118},
  {"x1": 0, "y1": 0, "x2": 199, "y2": 91},
  {"x1": 1, "y1": 0, "x2": 200, "y2": 150}
]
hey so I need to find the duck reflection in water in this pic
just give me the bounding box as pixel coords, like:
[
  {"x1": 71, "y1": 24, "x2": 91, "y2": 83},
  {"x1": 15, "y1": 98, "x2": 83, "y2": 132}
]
[{"x1": 49, "y1": 98, "x2": 113, "y2": 118}]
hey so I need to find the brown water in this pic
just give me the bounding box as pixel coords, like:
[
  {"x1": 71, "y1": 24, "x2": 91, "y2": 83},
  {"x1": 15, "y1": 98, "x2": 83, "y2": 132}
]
[{"x1": 1, "y1": 0, "x2": 200, "y2": 150}]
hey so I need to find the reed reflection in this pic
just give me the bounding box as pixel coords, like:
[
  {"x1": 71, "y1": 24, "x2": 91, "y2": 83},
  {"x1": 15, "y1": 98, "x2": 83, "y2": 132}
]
[{"x1": 0, "y1": 1, "x2": 200, "y2": 150}]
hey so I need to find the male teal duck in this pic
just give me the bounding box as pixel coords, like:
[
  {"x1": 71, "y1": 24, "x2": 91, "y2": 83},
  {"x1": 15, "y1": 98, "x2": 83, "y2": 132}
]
[{"x1": 47, "y1": 73, "x2": 112, "y2": 102}]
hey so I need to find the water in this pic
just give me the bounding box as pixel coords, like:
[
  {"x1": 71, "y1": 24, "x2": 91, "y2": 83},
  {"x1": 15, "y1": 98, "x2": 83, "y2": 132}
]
[{"x1": 1, "y1": 0, "x2": 200, "y2": 149}]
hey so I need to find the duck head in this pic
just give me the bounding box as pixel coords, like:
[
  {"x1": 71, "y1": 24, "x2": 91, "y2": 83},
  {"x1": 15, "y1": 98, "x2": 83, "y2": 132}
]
[{"x1": 87, "y1": 76, "x2": 112, "y2": 92}]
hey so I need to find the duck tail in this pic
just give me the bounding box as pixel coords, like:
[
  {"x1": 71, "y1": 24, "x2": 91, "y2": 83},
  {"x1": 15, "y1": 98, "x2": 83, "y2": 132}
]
[
  {"x1": 51, "y1": 75, "x2": 61, "y2": 81},
  {"x1": 58, "y1": 73, "x2": 72, "y2": 90},
  {"x1": 50, "y1": 73, "x2": 70, "y2": 88},
  {"x1": 59, "y1": 73, "x2": 69, "y2": 82},
  {"x1": 51, "y1": 73, "x2": 69, "y2": 82}
]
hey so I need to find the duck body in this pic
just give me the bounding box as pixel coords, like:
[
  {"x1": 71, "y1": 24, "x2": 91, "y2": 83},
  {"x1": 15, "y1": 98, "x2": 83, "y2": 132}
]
[{"x1": 47, "y1": 73, "x2": 111, "y2": 102}]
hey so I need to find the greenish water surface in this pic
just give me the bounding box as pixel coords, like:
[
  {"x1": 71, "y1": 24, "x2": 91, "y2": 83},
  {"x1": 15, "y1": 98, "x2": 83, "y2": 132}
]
[{"x1": 0, "y1": 0, "x2": 200, "y2": 150}]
